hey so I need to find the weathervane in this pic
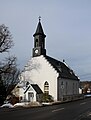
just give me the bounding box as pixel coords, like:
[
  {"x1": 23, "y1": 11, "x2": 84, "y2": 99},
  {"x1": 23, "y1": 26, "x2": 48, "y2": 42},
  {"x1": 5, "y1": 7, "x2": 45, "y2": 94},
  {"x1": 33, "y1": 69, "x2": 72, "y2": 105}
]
[{"x1": 38, "y1": 16, "x2": 41, "y2": 22}]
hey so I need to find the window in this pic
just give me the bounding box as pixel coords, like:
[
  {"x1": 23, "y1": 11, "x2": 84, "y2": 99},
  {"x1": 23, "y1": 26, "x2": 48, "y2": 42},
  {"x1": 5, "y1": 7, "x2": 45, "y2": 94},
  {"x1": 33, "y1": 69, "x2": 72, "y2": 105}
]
[
  {"x1": 44, "y1": 81, "x2": 49, "y2": 94},
  {"x1": 61, "y1": 81, "x2": 64, "y2": 87},
  {"x1": 73, "y1": 83, "x2": 74, "y2": 94},
  {"x1": 76, "y1": 83, "x2": 78, "y2": 94},
  {"x1": 66, "y1": 82, "x2": 68, "y2": 95},
  {"x1": 35, "y1": 39, "x2": 38, "y2": 47}
]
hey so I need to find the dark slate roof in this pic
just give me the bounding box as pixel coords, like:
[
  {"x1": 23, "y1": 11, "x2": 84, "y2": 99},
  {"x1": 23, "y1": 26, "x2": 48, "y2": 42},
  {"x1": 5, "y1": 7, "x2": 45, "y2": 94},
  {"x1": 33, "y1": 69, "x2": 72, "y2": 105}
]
[
  {"x1": 33, "y1": 21, "x2": 46, "y2": 37},
  {"x1": 31, "y1": 84, "x2": 43, "y2": 94},
  {"x1": 24, "y1": 86, "x2": 30, "y2": 94},
  {"x1": 45, "y1": 56, "x2": 79, "y2": 81}
]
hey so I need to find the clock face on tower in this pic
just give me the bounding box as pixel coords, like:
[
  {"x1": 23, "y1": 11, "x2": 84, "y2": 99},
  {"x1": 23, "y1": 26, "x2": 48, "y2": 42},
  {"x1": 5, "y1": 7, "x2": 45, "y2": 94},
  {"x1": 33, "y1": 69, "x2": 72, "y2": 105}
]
[
  {"x1": 33, "y1": 47, "x2": 46, "y2": 57},
  {"x1": 35, "y1": 49, "x2": 39, "y2": 54}
]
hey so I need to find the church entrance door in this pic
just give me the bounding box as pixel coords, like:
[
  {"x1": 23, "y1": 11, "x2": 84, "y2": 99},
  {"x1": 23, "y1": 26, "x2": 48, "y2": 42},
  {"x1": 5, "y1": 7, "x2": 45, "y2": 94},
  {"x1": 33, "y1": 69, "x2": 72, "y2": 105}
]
[{"x1": 28, "y1": 92, "x2": 34, "y2": 102}]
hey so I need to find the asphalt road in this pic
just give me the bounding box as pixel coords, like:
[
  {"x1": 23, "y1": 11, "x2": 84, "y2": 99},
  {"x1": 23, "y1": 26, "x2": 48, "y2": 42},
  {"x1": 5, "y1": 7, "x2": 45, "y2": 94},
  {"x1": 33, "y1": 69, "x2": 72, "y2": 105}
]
[{"x1": 0, "y1": 98, "x2": 91, "y2": 120}]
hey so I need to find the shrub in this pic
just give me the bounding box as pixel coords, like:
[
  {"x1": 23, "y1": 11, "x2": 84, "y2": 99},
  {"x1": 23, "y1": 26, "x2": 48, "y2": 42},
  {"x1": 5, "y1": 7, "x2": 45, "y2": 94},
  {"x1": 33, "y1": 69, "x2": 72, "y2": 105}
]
[{"x1": 41, "y1": 93, "x2": 54, "y2": 102}]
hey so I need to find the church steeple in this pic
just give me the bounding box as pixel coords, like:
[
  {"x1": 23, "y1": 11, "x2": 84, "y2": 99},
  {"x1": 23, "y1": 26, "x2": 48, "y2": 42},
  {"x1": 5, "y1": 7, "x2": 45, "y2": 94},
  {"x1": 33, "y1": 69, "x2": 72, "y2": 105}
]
[
  {"x1": 32, "y1": 17, "x2": 46, "y2": 57},
  {"x1": 33, "y1": 17, "x2": 46, "y2": 37}
]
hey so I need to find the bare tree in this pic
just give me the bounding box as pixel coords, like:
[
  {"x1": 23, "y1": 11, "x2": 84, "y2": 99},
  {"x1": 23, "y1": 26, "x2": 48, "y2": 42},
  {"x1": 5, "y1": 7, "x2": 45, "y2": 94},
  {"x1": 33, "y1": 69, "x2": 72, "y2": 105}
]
[
  {"x1": 0, "y1": 24, "x2": 19, "y2": 104},
  {"x1": 1, "y1": 56, "x2": 20, "y2": 94},
  {"x1": 0, "y1": 24, "x2": 13, "y2": 53}
]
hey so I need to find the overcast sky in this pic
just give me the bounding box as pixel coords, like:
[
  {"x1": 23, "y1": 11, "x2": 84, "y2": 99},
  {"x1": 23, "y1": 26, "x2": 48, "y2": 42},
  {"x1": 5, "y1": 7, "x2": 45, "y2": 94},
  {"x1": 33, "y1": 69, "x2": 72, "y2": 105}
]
[{"x1": 0, "y1": 0, "x2": 91, "y2": 81}]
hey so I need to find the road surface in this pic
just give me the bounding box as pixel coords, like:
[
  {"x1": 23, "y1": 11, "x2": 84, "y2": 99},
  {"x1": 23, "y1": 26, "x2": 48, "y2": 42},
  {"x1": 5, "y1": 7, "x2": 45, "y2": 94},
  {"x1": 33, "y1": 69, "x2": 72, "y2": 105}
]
[{"x1": 0, "y1": 98, "x2": 91, "y2": 120}]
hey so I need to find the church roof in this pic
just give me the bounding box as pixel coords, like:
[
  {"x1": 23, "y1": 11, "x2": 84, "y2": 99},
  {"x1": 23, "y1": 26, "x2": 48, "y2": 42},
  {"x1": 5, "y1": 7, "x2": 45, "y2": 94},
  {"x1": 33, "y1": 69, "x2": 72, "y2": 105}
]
[
  {"x1": 31, "y1": 84, "x2": 43, "y2": 94},
  {"x1": 45, "y1": 56, "x2": 79, "y2": 81},
  {"x1": 33, "y1": 21, "x2": 46, "y2": 37}
]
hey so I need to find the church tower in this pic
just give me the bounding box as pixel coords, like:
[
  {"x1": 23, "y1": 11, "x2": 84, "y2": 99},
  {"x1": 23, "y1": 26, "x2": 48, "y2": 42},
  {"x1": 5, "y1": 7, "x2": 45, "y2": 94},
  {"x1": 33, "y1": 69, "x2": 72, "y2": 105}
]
[{"x1": 32, "y1": 17, "x2": 46, "y2": 57}]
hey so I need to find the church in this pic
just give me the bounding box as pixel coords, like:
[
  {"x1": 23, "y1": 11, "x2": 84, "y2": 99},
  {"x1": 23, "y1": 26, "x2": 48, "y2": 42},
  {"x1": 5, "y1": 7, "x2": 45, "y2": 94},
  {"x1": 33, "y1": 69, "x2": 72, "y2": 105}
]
[{"x1": 13, "y1": 18, "x2": 80, "y2": 102}]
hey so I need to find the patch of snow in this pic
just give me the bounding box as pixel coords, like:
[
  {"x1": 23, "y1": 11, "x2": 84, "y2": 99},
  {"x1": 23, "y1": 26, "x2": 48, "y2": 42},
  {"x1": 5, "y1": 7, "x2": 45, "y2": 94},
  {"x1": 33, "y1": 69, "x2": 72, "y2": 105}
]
[
  {"x1": 0, "y1": 103, "x2": 14, "y2": 108},
  {"x1": 42, "y1": 102, "x2": 52, "y2": 105},
  {"x1": 14, "y1": 102, "x2": 28, "y2": 107},
  {"x1": 14, "y1": 102, "x2": 25, "y2": 107}
]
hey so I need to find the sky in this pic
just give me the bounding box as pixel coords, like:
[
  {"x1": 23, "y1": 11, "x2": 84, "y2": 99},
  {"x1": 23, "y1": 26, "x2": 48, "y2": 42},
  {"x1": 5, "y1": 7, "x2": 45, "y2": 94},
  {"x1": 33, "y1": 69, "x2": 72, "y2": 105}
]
[{"x1": 0, "y1": 0, "x2": 91, "y2": 81}]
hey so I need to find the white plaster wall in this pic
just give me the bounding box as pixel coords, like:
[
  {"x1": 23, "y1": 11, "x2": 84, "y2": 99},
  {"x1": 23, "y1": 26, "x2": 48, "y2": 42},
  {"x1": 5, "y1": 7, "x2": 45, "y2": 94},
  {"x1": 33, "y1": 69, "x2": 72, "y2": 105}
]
[
  {"x1": 58, "y1": 78, "x2": 79, "y2": 99},
  {"x1": 19, "y1": 88, "x2": 24, "y2": 100},
  {"x1": 21, "y1": 55, "x2": 59, "y2": 101},
  {"x1": 79, "y1": 88, "x2": 82, "y2": 94}
]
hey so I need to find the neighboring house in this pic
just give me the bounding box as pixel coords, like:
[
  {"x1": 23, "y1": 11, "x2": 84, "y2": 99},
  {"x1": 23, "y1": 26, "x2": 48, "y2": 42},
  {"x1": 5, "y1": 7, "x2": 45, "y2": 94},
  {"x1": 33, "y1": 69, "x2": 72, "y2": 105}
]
[
  {"x1": 80, "y1": 81, "x2": 91, "y2": 94},
  {"x1": 13, "y1": 18, "x2": 80, "y2": 102}
]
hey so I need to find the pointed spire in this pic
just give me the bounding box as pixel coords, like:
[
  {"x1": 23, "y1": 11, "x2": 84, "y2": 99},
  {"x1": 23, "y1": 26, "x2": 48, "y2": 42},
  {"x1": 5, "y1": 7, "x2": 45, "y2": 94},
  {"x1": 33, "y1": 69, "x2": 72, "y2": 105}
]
[
  {"x1": 33, "y1": 17, "x2": 46, "y2": 37},
  {"x1": 38, "y1": 16, "x2": 41, "y2": 22}
]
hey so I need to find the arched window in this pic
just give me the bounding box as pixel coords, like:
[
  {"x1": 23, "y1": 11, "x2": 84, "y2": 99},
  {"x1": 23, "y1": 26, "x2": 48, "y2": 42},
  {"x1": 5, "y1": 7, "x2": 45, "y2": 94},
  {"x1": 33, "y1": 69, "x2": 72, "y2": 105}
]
[
  {"x1": 44, "y1": 81, "x2": 49, "y2": 95},
  {"x1": 35, "y1": 39, "x2": 38, "y2": 47}
]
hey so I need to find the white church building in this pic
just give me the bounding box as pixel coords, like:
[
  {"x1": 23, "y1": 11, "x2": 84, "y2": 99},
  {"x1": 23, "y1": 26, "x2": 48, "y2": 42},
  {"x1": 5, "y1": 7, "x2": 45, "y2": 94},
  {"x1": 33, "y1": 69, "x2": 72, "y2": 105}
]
[{"x1": 13, "y1": 18, "x2": 80, "y2": 102}]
